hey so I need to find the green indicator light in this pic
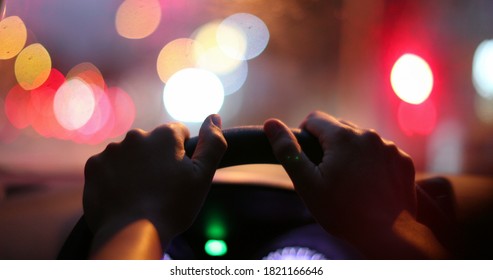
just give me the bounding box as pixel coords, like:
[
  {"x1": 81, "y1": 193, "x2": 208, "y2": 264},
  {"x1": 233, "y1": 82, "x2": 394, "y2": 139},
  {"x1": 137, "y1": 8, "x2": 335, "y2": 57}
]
[
  {"x1": 204, "y1": 239, "x2": 228, "y2": 257},
  {"x1": 206, "y1": 222, "x2": 226, "y2": 239}
]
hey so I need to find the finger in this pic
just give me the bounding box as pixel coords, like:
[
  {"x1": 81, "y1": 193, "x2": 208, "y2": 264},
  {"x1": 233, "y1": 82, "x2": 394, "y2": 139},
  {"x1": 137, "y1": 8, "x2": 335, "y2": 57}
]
[
  {"x1": 192, "y1": 114, "x2": 228, "y2": 179},
  {"x1": 300, "y1": 111, "x2": 353, "y2": 150},
  {"x1": 263, "y1": 118, "x2": 319, "y2": 190}
]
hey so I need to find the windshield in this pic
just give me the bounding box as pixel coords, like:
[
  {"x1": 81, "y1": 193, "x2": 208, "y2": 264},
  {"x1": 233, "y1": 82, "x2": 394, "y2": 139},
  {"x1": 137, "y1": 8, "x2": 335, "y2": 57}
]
[{"x1": 0, "y1": 0, "x2": 492, "y2": 176}]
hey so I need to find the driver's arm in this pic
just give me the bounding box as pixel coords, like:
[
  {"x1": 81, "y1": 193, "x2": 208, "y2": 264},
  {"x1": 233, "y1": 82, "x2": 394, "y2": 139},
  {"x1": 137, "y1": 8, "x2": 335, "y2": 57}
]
[
  {"x1": 264, "y1": 111, "x2": 449, "y2": 259},
  {"x1": 83, "y1": 115, "x2": 227, "y2": 259}
]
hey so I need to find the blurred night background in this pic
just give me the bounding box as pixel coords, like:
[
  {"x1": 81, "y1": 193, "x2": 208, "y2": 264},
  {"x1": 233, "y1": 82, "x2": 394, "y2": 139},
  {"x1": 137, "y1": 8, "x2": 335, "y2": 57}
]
[{"x1": 1, "y1": 0, "x2": 493, "y2": 177}]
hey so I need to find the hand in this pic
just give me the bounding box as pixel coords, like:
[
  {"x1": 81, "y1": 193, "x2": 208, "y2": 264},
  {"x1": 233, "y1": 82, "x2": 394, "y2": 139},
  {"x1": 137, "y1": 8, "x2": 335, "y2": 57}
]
[
  {"x1": 83, "y1": 114, "x2": 227, "y2": 255},
  {"x1": 264, "y1": 111, "x2": 446, "y2": 259}
]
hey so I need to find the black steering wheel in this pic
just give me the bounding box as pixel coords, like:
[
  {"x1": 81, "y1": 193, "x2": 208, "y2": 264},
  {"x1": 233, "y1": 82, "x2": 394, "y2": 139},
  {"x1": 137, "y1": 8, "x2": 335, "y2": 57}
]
[{"x1": 57, "y1": 126, "x2": 449, "y2": 259}]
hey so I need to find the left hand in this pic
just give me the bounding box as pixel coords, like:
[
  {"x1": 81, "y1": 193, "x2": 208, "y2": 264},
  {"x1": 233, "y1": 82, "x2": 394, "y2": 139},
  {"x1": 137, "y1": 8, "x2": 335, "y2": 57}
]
[{"x1": 83, "y1": 114, "x2": 227, "y2": 249}]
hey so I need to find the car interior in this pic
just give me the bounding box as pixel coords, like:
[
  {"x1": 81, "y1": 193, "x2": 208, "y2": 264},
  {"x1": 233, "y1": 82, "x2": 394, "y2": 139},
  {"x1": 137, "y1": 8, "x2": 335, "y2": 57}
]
[{"x1": 1, "y1": 0, "x2": 493, "y2": 260}]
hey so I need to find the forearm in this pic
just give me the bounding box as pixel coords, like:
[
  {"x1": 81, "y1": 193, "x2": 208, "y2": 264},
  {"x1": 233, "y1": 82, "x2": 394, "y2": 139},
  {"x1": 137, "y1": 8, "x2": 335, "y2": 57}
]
[{"x1": 90, "y1": 219, "x2": 167, "y2": 260}]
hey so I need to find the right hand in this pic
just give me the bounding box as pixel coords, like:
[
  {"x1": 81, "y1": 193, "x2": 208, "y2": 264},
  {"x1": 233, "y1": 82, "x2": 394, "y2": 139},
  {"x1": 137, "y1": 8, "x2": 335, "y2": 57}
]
[{"x1": 263, "y1": 111, "x2": 419, "y2": 256}]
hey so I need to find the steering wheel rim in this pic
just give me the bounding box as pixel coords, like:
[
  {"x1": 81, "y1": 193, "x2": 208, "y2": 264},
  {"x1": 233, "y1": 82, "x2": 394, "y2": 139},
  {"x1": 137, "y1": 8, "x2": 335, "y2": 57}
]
[
  {"x1": 57, "y1": 126, "x2": 323, "y2": 259},
  {"x1": 186, "y1": 126, "x2": 323, "y2": 167}
]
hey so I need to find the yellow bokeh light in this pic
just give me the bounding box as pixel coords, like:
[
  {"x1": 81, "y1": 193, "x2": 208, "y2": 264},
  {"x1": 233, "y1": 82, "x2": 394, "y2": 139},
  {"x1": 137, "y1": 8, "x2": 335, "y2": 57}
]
[
  {"x1": 192, "y1": 21, "x2": 243, "y2": 75},
  {"x1": 115, "y1": 0, "x2": 161, "y2": 39},
  {"x1": 157, "y1": 38, "x2": 202, "y2": 83},
  {"x1": 0, "y1": 16, "x2": 27, "y2": 60},
  {"x1": 216, "y1": 23, "x2": 247, "y2": 60},
  {"x1": 14, "y1": 43, "x2": 52, "y2": 90}
]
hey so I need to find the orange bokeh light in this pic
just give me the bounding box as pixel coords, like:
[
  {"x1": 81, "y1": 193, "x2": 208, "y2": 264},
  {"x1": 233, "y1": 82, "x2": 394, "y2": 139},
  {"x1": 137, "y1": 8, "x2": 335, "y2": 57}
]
[{"x1": 115, "y1": 0, "x2": 161, "y2": 39}]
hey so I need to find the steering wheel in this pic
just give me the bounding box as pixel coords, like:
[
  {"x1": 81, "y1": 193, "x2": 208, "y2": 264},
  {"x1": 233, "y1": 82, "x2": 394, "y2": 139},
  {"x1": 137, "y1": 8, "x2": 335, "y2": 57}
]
[{"x1": 57, "y1": 126, "x2": 449, "y2": 259}]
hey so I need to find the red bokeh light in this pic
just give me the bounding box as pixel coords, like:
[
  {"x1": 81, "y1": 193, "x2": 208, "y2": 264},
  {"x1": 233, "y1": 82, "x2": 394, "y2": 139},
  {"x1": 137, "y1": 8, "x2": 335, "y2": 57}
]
[
  {"x1": 3, "y1": 61, "x2": 135, "y2": 145},
  {"x1": 30, "y1": 68, "x2": 68, "y2": 138},
  {"x1": 397, "y1": 100, "x2": 437, "y2": 136},
  {"x1": 107, "y1": 87, "x2": 136, "y2": 139},
  {"x1": 4, "y1": 84, "x2": 34, "y2": 129}
]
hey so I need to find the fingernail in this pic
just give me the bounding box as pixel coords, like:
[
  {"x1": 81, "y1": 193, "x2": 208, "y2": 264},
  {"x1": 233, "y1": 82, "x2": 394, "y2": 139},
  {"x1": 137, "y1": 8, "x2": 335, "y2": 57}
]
[{"x1": 211, "y1": 114, "x2": 222, "y2": 128}]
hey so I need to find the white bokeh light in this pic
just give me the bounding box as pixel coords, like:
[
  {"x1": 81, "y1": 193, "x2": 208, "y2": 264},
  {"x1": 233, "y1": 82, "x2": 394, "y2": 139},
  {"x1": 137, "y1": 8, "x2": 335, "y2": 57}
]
[
  {"x1": 218, "y1": 60, "x2": 248, "y2": 95},
  {"x1": 391, "y1": 54, "x2": 434, "y2": 105},
  {"x1": 218, "y1": 13, "x2": 270, "y2": 60},
  {"x1": 54, "y1": 78, "x2": 96, "y2": 130},
  {"x1": 473, "y1": 40, "x2": 493, "y2": 100},
  {"x1": 163, "y1": 68, "x2": 224, "y2": 122}
]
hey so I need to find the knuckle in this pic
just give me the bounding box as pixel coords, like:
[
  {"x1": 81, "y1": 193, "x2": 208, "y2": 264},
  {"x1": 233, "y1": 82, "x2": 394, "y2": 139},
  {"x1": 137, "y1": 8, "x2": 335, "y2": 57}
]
[
  {"x1": 360, "y1": 129, "x2": 384, "y2": 146},
  {"x1": 103, "y1": 142, "x2": 120, "y2": 154},
  {"x1": 151, "y1": 124, "x2": 177, "y2": 141},
  {"x1": 307, "y1": 110, "x2": 326, "y2": 120},
  {"x1": 152, "y1": 122, "x2": 185, "y2": 139},
  {"x1": 384, "y1": 142, "x2": 400, "y2": 155},
  {"x1": 399, "y1": 151, "x2": 415, "y2": 174},
  {"x1": 124, "y1": 129, "x2": 145, "y2": 143},
  {"x1": 332, "y1": 126, "x2": 353, "y2": 142},
  {"x1": 84, "y1": 155, "x2": 102, "y2": 176},
  {"x1": 386, "y1": 143, "x2": 415, "y2": 176}
]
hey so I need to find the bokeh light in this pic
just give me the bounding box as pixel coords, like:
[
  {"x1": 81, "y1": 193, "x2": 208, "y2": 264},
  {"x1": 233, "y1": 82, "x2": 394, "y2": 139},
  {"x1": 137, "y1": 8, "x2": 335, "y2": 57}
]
[
  {"x1": 0, "y1": 0, "x2": 6, "y2": 20},
  {"x1": 217, "y1": 13, "x2": 270, "y2": 60},
  {"x1": 14, "y1": 43, "x2": 52, "y2": 90},
  {"x1": 204, "y1": 240, "x2": 228, "y2": 257},
  {"x1": 427, "y1": 120, "x2": 463, "y2": 174},
  {"x1": 163, "y1": 68, "x2": 224, "y2": 122},
  {"x1": 76, "y1": 86, "x2": 112, "y2": 136},
  {"x1": 54, "y1": 78, "x2": 96, "y2": 131},
  {"x1": 472, "y1": 40, "x2": 493, "y2": 100},
  {"x1": 0, "y1": 98, "x2": 20, "y2": 143},
  {"x1": 216, "y1": 21, "x2": 247, "y2": 61},
  {"x1": 0, "y1": 16, "x2": 27, "y2": 60},
  {"x1": 106, "y1": 87, "x2": 136, "y2": 138},
  {"x1": 157, "y1": 38, "x2": 201, "y2": 83},
  {"x1": 115, "y1": 0, "x2": 161, "y2": 39},
  {"x1": 391, "y1": 54, "x2": 433, "y2": 105},
  {"x1": 30, "y1": 68, "x2": 67, "y2": 138},
  {"x1": 4, "y1": 84, "x2": 34, "y2": 129},
  {"x1": 475, "y1": 95, "x2": 493, "y2": 124},
  {"x1": 397, "y1": 101, "x2": 437, "y2": 136},
  {"x1": 67, "y1": 86, "x2": 136, "y2": 145},
  {"x1": 67, "y1": 62, "x2": 106, "y2": 90},
  {"x1": 218, "y1": 59, "x2": 248, "y2": 95},
  {"x1": 192, "y1": 21, "x2": 243, "y2": 75}
]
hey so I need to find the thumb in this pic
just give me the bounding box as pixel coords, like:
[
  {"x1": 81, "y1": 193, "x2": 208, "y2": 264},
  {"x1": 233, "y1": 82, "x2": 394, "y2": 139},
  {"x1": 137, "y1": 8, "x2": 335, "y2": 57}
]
[
  {"x1": 263, "y1": 119, "x2": 318, "y2": 193},
  {"x1": 192, "y1": 114, "x2": 228, "y2": 180}
]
